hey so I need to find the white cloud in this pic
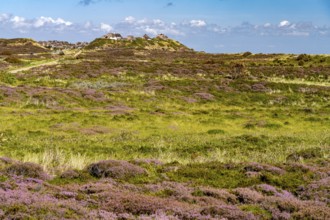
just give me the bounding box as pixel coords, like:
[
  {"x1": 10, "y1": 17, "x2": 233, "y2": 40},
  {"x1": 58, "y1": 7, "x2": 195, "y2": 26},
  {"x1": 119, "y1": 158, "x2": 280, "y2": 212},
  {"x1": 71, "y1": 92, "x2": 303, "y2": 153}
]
[
  {"x1": 136, "y1": 19, "x2": 148, "y2": 25},
  {"x1": 190, "y1": 20, "x2": 207, "y2": 27},
  {"x1": 279, "y1": 20, "x2": 290, "y2": 27},
  {"x1": 11, "y1": 16, "x2": 28, "y2": 28},
  {"x1": 153, "y1": 19, "x2": 165, "y2": 26},
  {"x1": 286, "y1": 31, "x2": 310, "y2": 36},
  {"x1": 212, "y1": 26, "x2": 226, "y2": 33},
  {"x1": 124, "y1": 16, "x2": 135, "y2": 24},
  {"x1": 115, "y1": 17, "x2": 183, "y2": 36},
  {"x1": 264, "y1": 23, "x2": 271, "y2": 28},
  {"x1": 84, "y1": 21, "x2": 92, "y2": 29},
  {"x1": 34, "y1": 16, "x2": 72, "y2": 28},
  {"x1": 0, "y1": 14, "x2": 74, "y2": 31},
  {"x1": 0, "y1": 13, "x2": 329, "y2": 42},
  {"x1": 0, "y1": 13, "x2": 10, "y2": 22},
  {"x1": 145, "y1": 27, "x2": 158, "y2": 35},
  {"x1": 100, "y1": 23, "x2": 113, "y2": 32},
  {"x1": 290, "y1": 24, "x2": 296, "y2": 29}
]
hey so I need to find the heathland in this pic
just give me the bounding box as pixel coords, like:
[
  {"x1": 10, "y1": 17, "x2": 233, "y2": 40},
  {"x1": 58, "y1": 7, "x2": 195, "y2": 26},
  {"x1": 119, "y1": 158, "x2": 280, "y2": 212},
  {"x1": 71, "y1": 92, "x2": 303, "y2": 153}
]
[{"x1": 0, "y1": 37, "x2": 329, "y2": 219}]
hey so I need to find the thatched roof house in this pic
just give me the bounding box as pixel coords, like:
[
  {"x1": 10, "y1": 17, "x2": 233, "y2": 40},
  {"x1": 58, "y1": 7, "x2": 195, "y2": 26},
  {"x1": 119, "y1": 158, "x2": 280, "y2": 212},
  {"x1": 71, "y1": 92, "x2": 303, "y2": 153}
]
[
  {"x1": 143, "y1": 34, "x2": 151, "y2": 40},
  {"x1": 103, "y1": 33, "x2": 123, "y2": 40}
]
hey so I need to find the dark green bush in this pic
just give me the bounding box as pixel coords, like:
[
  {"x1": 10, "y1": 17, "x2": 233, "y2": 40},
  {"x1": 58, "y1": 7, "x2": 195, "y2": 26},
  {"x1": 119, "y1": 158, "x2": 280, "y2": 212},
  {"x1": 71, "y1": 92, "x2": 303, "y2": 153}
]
[
  {"x1": 242, "y1": 51, "x2": 252, "y2": 57},
  {"x1": 4, "y1": 56, "x2": 22, "y2": 64},
  {"x1": 286, "y1": 147, "x2": 323, "y2": 162},
  {"x1": 207, "y1": 129, "x2": 225, "y2": 135}
]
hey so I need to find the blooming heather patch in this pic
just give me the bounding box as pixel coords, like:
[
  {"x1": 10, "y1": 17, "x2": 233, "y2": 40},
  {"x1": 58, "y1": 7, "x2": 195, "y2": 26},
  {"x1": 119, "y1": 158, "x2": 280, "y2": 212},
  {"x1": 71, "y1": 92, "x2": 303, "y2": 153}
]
[
  {"x1": 297, "y1": 177, "x2": 330, "y2": 204},
  {"x1": 0, "y1": 158, "x2": 328, "y2": 219},
  {"x1": 244, "y1": 162, "x2": 286, "y2": 175}
]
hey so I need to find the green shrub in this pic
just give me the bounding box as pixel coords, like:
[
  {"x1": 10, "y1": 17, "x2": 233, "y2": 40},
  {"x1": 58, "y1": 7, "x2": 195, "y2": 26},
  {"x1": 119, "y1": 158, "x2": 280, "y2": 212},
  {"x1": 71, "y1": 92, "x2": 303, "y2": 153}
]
[
  {"x1": 0, "y1": 72, "x2": 17, "y2": 84},
  {"x1": 298, "y1": 60, "x2": 305, "y2": 66},
  {"x1": 286, "y1": 147, "x2": 323, "y2": 162},
  {"x1": 296, "y1": 54, "x2": 311, "y2": 62},
  {"x1": 207, "y1": 129, "x2": 225, "y2": 135},
  {"x1": 168, "y1": 162, "x2": 259, "y2": 188},
  {"x1": 4, "y1": 56, "x2": 22, "y2": 64},
  {"x1": 242, "y1": 52, "x2": 252, "y2": 57}
]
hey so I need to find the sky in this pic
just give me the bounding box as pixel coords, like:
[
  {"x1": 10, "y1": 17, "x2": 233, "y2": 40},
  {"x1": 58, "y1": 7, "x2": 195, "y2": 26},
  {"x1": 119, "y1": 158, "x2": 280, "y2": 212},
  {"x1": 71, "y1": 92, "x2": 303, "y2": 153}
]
[{"x1": 0, "y1": 0, "x2": 330, "y2": 53}]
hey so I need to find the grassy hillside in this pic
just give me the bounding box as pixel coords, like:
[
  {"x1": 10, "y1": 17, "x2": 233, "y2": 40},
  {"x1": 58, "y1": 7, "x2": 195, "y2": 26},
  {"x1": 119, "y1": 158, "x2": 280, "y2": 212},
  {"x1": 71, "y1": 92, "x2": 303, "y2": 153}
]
[
  {"x1": 0, "y1": 41, "x2": 329, "y2": 218},
  {"x1": 86, "y1": 37, "x2": 192, "y2": 51},
  {"x1": 0, "y1": 38, "x2": 49, "y2": 55}
]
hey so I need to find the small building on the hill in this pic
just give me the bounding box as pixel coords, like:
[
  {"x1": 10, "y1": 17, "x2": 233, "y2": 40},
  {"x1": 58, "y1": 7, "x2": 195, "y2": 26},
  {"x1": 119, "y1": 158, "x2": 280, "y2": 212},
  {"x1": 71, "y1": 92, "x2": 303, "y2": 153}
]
[
  {"x1": 103, "y1": 33, "x2": 123, "y2": 40},
  {"x1": 156, "y1": 34, "x2": 168, "y2": 40},
  {"x1": 143, "y1": 34, "x2": 151, "y2": 40}
]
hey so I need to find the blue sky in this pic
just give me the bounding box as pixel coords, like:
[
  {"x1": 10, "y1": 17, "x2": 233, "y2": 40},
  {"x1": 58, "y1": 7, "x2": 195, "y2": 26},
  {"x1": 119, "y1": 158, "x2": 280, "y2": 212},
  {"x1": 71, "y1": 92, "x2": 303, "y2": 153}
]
[{"x1": 1, "y1": 0, "x2": 330, "y2": 53}]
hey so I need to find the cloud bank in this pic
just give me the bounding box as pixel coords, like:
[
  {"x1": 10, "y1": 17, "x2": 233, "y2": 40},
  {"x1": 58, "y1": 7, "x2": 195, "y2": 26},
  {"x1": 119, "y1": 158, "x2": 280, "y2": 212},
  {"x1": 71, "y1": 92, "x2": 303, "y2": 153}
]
[
  {"x1": 1, "y1": 13, "x2": 329, "y2": 53},
  {"x1": 2, "y1": 13, "x2": 328, "y2": 38}
]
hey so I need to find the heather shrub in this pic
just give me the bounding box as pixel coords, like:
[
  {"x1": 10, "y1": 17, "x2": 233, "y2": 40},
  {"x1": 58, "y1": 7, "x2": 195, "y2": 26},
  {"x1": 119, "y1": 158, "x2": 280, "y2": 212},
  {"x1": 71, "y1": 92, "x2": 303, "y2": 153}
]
[
  {"x1": 297, "y1": 177, "x2": 330, "y2": 204},
  {"x1": 60, "y1": 170, "x2": 80, "y2": 179},
  {"x1": 244, "y1": 162, "x2": 285, "y2": 175},
  {"x1": 194, "y1": 92, "x2": 215, "y2": 101},
  {"x1": 251, "y1": 83, "x2": 270, "y2": 92},
  {"x1": 193, "y1": 187, "x2": 237, "y2": 204},
  {"x1": 200, "y1": 205, "x2": 257, "y2": 220},
  {"x1": 263, "y1": 196, "x2": 328, "y2": 215},
  {"x1": 255, "y1": 184, "x2": 278, "y2": 196},
  {"x1": 102, "y1": 190, "x2": 200, "y2": 218},
  {"x1": 240, "y1": 205, "x2": 272, "y2": 220},
  {"x1": 0, "y1": 157, "x2": 14, "y2": 165},
  {"x1": 286, "y1": 147, "x2": 323, "y2": 162},
  {"x1": 0, "y1": 187, "x2": 90, "y2": 219},
  {"x1": 87, "y1": 160, "x2": 146, "y2": 179},
  {"x1": 4, "y1": 56, "x2": 22, "y2": 64},
  {"x1": 233, "y1": 188, "x2": 264, "y2": 204},
  {"x1": 5, "y1": 162, "x2": 49, "y2": 180},
  {"x1": 291, "y1": 205, "x2": 330, "y2": 220},
  {"x1": 0, "y1": 50, "x2": 12, "y2": 56}
]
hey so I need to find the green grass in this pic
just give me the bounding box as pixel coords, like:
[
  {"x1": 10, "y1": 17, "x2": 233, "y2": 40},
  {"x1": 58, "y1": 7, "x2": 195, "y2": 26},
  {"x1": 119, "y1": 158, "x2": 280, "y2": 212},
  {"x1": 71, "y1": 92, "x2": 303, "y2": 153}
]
[{"x1": 0, "y1": 49, "x2": 329, "y2": 178}]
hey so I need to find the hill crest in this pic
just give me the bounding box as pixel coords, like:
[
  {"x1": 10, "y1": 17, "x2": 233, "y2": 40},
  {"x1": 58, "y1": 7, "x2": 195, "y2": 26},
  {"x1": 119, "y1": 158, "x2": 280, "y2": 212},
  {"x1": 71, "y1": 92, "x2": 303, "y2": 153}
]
[
  {"x1": 0, "y1": 38, "x2": 49, "y2": 54},
  {"x1": 86, "y1": 33, "x2": 192, "y2": 51}
]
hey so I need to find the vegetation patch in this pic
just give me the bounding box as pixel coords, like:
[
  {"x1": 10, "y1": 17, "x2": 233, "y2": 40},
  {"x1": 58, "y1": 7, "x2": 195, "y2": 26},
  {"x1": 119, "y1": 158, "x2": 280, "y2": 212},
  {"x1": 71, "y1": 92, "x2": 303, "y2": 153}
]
[{"x1": 0, "y1": 37, "x2": 329, "y2": 219}]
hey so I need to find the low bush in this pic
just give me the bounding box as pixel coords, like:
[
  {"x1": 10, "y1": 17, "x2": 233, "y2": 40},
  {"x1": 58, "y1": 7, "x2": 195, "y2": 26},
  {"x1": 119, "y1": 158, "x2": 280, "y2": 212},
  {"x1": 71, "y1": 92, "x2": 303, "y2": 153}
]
[
  {"x1": 201, "y1": 205, "x2": 257, "y2": 219},
  {"x1": 0, "y1": 51, "x2": 12, "y2": 56},
  {"x1": 286, "y1": 147, "x2": 323, "y2": 162},
  {"x1": 4, "y1": 56, "x2": 22, "y2": 64},
  {"x1": 207, "y1": 129, "x2": 225, "y2": 135},
  {"x1": 5, "y1": 162, "x2": 49, "y2": 180},
  {"x1": 60, "y1": 170, "x2": 80, "y2": 179},
  {"x1": 87, "y1": 160, "x2": 146, "y2": 179},
  {"x1": 242, "y1": 51, "x2": 253, "y2": 57}
]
